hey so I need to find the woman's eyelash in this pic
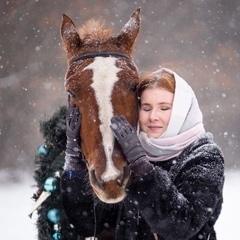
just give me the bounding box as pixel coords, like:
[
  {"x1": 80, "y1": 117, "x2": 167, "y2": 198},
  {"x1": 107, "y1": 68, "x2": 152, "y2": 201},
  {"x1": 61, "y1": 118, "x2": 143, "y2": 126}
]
[{"x1": 161, "y1": 107, "x2": 170, "y2": 111}]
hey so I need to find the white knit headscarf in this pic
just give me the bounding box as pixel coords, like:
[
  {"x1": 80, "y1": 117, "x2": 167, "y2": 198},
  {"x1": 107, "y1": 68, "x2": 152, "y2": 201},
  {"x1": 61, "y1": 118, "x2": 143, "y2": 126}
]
[{"x1": 138, "y1": 68, "x2": 205, "y2": 161}]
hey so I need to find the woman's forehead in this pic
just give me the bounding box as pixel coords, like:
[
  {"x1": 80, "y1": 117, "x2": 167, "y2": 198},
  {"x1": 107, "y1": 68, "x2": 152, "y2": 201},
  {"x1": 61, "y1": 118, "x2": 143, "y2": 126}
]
[{"x1": 141, "y1": 88, "x2": 174, "y2": 103}]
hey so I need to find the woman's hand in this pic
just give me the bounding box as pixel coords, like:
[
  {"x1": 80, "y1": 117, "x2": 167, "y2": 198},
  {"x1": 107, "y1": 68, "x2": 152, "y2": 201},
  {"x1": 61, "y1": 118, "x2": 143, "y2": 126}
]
[
  {"x1": 110, "y1": 115, "x2": 153, "y2": 176},
  {"x1": 66, "y1": 103, "x2": 82, "y2": 158},
  {"x1": 64, "y1": 103, "x2": 86, "y2": 171}
]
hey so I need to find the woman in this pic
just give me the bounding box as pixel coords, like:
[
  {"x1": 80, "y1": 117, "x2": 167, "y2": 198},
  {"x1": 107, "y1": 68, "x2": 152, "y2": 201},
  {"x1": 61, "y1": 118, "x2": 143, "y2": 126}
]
[{"x1": 61, "y1": 68, "x2": 224, "y2": 240}]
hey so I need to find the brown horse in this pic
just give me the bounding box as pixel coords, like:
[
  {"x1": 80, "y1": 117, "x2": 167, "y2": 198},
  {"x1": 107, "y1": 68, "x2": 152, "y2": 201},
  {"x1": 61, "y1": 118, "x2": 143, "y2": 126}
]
[{"x1": 61, "y1": 9, "x2": 140, "y2": 203}]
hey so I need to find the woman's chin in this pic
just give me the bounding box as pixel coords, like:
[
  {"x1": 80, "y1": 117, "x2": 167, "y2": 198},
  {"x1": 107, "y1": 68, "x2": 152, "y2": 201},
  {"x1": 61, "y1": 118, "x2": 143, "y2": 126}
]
[{"x1": 147, "y1": 131, "x2": 163, "y2": 139}]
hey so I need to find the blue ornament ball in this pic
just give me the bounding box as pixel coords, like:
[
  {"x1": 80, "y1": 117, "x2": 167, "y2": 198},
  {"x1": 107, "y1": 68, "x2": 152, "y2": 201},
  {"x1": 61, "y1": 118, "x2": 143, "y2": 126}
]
[
  {"x1": 38, "y1": 144, "x2": 47, "y2": 156},
  {"x1": 44, "y1": 177, "x2": 58, "y2": 192},
  {"x1": 52, "y1": 231, "x2": 61, "y2": 240},
  {"x1": 47, "y1": 209, "x2": 61, "y2": 224}
]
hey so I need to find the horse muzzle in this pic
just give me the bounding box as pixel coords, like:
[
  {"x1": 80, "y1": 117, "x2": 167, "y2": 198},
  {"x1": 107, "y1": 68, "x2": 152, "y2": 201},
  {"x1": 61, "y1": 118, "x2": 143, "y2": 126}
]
[{"x1": 89, "y1": 166, "x2": 131, "y2": 203}]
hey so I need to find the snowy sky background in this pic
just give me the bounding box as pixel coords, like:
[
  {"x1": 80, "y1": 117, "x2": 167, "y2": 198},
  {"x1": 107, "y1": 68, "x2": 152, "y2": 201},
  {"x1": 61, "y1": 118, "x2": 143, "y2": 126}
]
[
  {"x1": 0, "y1": 0, "x2": 239, "y2": 239},
  {"x1": 1, "y1": 0, "x2": 239, "y2": 176}
]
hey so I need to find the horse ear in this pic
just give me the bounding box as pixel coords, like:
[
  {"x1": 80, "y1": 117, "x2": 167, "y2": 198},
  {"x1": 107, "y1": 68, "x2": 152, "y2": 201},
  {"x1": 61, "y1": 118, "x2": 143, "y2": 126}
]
[
  {"x1": 61, "y1": 14, "x2": 82, "y2": 56},
  {"x1": 117, "y1": 8, "x2": 141, "y2": 53}
]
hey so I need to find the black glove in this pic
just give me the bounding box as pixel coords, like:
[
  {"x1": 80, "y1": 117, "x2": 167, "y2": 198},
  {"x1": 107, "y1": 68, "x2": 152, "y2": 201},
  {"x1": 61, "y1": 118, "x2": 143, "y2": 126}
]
[
  {"x1": 110, "y1": 115, "x2": 154, "y2": 176},
  {"x1": 64, "y1": 103, "x2": 85, "y2": 171}
]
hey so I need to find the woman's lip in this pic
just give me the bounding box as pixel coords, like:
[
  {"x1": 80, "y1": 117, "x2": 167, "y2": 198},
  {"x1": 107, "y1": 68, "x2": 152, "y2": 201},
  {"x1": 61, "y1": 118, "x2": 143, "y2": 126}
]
[{"x1": 149, "y1": 126, "x2": 162, "y2": 130}]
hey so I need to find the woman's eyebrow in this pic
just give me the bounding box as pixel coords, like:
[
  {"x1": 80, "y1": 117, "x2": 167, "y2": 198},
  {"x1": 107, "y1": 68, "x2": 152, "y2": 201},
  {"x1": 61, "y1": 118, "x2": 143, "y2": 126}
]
[
  {"x1": 159, "y1": 102, "x2": 173, "y2": 105},
  {"x1": 141, "y1": 102, "x2": 172, "y2": 105}
]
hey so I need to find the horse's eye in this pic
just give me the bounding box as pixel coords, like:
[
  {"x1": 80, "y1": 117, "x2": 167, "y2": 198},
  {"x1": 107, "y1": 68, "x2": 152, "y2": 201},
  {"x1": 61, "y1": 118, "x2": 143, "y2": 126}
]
[
  {"x1": 129, "y1": 85, "x2": 137, "y2": 93},
  {"x1": 69, "y1": 92, "x2": 77, "y2": 99}
]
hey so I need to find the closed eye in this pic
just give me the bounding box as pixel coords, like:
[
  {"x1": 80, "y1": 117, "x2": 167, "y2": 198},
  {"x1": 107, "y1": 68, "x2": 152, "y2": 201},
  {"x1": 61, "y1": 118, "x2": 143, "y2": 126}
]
[
  {"x1": 161, "y1": 107, "x2": 171, "y2": 111},
  {"x1": 141, "y1": 106, "x2": 151, "y2": 111}
]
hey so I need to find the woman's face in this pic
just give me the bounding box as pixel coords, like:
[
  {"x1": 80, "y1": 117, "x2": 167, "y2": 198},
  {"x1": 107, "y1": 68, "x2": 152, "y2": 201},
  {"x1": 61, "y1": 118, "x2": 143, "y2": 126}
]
[{"x1": 139, "y1": 88, "x2": 174, "y2": 138}]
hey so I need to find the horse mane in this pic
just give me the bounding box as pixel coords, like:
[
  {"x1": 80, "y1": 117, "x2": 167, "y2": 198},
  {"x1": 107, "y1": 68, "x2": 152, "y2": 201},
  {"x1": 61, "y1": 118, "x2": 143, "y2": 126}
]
[{"x1": 78, "y1": 18, "x2": 113, "y2": 44}]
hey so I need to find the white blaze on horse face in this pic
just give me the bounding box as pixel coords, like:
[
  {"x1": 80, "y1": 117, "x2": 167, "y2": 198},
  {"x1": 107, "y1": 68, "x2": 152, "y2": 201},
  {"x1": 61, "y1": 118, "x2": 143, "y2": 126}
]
[{"x1": 84, "y1": 57, "x2": 121, "y2": 182}]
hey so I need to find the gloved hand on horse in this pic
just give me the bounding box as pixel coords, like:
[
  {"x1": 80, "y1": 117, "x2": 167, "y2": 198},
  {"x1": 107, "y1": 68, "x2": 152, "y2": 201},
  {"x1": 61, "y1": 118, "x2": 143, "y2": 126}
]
[
  {"x1": 110, "y1": 115, "x2": 154, "y2": 176},
  {"x1": 64, "y1": 103, "x2": 86, "y2": 171}
]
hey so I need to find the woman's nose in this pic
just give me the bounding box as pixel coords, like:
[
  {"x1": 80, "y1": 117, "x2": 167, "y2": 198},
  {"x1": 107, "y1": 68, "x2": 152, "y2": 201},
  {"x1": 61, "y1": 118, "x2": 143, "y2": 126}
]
[{"x1": 149, "y1": 110, "x2": 159, "y2": 121}]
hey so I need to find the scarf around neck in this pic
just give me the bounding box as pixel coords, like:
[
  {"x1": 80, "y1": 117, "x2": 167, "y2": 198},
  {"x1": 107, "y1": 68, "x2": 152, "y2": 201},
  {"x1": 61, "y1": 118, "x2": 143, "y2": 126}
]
[{"x1": 138, "y1": 68, "x2": 205, "y2": 161}]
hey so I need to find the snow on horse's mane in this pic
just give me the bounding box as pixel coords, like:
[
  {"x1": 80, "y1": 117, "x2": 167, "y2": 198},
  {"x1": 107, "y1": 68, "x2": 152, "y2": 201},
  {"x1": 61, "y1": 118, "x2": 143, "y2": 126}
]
[{"x1": 78, "y1": 18, "x2": 113, "y2": 43}]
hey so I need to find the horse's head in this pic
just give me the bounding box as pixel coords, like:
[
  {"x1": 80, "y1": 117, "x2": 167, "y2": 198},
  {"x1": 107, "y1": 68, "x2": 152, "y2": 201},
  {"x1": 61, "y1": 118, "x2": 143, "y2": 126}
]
[{"x1": 61, "y1": 9, "x2": 140, "y2": 203}]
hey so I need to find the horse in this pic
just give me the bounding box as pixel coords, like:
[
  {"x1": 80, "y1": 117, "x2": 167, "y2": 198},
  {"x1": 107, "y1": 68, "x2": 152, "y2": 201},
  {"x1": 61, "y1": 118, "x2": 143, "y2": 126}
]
[{"x1": 61, "y1": 8, "x2": 141, "y2": 204}]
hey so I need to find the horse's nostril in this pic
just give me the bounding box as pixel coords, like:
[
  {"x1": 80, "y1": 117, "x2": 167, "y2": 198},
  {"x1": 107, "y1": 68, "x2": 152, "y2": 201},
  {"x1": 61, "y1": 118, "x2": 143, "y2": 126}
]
[
  {"x1": 119, "y1": 166, "x2": 131, "y2": 187},
  {"x1": 90, "y1": 169, "x2": 104, "y2": 190}
]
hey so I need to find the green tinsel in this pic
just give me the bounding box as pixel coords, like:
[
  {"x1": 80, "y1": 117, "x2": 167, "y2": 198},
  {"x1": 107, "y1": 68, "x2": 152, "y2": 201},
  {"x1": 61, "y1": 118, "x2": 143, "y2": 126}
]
[{"x1": 32, "y1": 106, "x2": 78, "y2": 240}]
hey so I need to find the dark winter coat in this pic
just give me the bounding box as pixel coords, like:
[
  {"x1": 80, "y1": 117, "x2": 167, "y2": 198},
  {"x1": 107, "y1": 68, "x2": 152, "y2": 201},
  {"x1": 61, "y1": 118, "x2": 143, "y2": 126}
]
[{"x1": 61, "y1": 132, "x2": 224, "y2": 240}]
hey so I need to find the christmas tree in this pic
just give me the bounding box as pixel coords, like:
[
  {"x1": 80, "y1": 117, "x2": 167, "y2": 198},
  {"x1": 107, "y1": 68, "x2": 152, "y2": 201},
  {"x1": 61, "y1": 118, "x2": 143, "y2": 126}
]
[{"x1": 31, "y1": 106, "x2": 78, "y2": 240}]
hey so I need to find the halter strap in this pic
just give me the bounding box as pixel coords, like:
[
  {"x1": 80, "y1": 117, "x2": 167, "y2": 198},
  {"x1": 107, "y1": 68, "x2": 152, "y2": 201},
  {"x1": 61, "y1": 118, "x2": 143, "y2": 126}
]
[{"x1": 72, "y1": 51, "x2": 130, "y2": 64}]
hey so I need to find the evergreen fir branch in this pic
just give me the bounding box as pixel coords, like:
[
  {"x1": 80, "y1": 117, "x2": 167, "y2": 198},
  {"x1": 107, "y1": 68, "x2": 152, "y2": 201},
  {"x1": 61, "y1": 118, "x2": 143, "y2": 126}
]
[{"x1": 32, "y1": 106, "x2": 78, "y2": 240}]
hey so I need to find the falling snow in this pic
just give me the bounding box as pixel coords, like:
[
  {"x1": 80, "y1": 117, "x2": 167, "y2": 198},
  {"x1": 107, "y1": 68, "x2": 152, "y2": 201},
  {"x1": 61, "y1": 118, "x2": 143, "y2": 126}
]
[{"x1": 0, "y1": 170, "x2": 239, "y2": 240}]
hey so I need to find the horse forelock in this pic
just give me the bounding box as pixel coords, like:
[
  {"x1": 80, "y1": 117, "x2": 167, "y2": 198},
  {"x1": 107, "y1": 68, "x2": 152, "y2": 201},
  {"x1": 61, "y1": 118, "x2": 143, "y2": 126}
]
[
  {"x1": 83, "y1": 57, "x2": 122, "y2": 182},
  {"x1": 78, "y1": 19, "x2": 113, "y2": 44}
]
